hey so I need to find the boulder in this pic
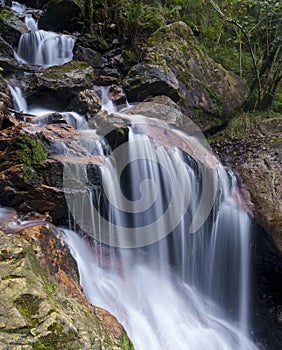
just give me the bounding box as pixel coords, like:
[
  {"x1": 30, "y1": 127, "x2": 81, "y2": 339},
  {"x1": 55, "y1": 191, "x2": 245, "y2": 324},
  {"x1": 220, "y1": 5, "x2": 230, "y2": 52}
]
[
  {"x1": 67, "y1": 88, "x2": 101, "y2": 116},
  {"x1": 123, "y1": 63, "x2": 180, "y2": 103},
  {"x1": 0, "y1": 8, "x2": 27, "y2": 47},
  {"x1": 0, "y1": 37, "x2": 21, "y2": 74},
  {"x1": 0, "y1": 226, "x2": 133, "y2": 349},
  {"x1": 142, "y1": 22, "x2": 249, "y2": 132},
  {"x1": 74, "y1": 45, "x2": 103, "y2": 68},
  {"x1": 38, "y1": 0, "x2": 84, "y2": 32},
  {"x1": 211, "y1": 115, "x2": 282, "y2": 252},
  {"x1": 123, "y1": 95, "x2": 183, "y2": 126},
  {"x1": 26, "y1": 61, "x2": 95, "y2": 109},
  {"x1": 0, "y1": 123, "x2": 103, "y2": 220}
]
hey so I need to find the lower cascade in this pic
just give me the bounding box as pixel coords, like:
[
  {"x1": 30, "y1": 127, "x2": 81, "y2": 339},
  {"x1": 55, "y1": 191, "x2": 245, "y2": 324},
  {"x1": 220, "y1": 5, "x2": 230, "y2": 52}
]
[{"x1": 62, "y1": 126, "x2": 259, "y2": 350}]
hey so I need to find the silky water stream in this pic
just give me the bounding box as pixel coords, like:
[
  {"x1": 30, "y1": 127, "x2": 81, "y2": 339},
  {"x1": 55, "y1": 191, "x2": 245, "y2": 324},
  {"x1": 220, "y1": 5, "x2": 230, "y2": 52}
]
[{"x1": 5, "y1": 3, "x2": 261, "y2": 348}]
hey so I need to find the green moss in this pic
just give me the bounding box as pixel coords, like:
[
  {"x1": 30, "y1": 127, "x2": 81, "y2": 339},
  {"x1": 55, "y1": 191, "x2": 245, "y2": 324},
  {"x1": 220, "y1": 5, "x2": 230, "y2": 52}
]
[
  {"x1": 14, "y1": 294, "x2": 42, "y2": 326},
  {"x1": 42, "y1": 61, "x2": 93, "y2": 80},
  {"x1": 9, "y1": 133, "x2": 47, "y2": 166},
  {"x1": 120, "y1": 333, "x2": 134, "y2": 350},
  {"x1": 43, "y1": 277, "x2": 58, "y2": 297},
  {"x1": 0, "y1": 9, "x2": 16, "y2": 24}
]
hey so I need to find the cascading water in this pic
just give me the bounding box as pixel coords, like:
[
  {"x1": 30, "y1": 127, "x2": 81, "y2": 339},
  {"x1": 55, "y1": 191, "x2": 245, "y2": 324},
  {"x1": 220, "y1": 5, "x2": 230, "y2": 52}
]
[
  {"x1": 11, "y1": 1, "x2": 26, "y2": 14},
  {"x1": 8, "y1": 83, "x2": 87, "y2": 128},
  {"x1": 63, "y1": 124, "x2": 259, "y2": 350},
  {"x1": 16, "y1": 30, "x2": 75, "y2": 66}
]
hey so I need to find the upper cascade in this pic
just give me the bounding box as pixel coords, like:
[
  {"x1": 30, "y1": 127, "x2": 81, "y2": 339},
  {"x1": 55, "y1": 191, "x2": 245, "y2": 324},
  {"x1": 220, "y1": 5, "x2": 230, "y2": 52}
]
[{"x1": 16, "y1": 30, "x2": 75, "y2": 67}]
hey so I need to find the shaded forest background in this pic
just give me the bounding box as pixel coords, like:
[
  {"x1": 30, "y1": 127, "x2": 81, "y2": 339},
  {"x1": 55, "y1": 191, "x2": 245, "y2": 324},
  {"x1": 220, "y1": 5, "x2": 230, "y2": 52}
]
[{"x1": 86, "y1": 0, "x2": 281, "y2": 112}]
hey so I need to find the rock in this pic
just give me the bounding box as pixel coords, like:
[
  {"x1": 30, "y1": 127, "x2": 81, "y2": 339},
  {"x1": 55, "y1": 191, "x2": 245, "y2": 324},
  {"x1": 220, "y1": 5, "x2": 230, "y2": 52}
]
[
  {"x1": 0, "y1": 226, "x2": 133, "y2": 349},
  {"x1": 211, "y1": 114, "x2": 282, "y2": 252},
  {"x1": 108, "y1": 84, "x2": 127, "y2": 106},
  {"x1": 26, "y1": 61, "x2": 95, "y2": 109},
  {"x1": 38, "y1": 0, "x2": 83, "y2": 32},
  {"x1": 236, "y1": 148, "x2": 282, "y2": 250},
  {"x1": 0, "y1": 37, "x2": 21, "y2": 75},
  {"x1": 123, "y1": 63, "x2": 180, "y2": 103},
  {"x1": 0, "y1": 74, "x2": 12, "y2": 130},
  {"x1": 123, "y1": 95, "x2": 183, "y2": 126},
  {"x1": 143, "y1": 22, "x2": 249, "y2": 132},
  {"x1": 0, "y1": 124, "x2": 103, "y2": 220},
  {"x1": 74, "y1": 45, "x2": 103, "y2": 68},
  {"x1": 67, "y1": 88, "x2": 101, "y2": 116},
  {"x1": 0, "y1": 8, "x2": 27, "y2": 47}
]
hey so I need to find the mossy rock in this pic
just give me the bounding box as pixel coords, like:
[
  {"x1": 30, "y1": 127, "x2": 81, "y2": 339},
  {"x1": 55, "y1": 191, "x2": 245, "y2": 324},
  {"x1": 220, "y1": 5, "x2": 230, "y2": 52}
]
[
  {"x1": 144, "y1": 21, "x2": 249, "y2": 132},
  {"x1": 27, "y1": 61, "x2": 95, "y2": 108},
  {"x1": 0, "y1": 9, "x2": 27, "y2": 47},
  {"x1": 0, "y1": 228, "x2": 133, "y2": 349}
]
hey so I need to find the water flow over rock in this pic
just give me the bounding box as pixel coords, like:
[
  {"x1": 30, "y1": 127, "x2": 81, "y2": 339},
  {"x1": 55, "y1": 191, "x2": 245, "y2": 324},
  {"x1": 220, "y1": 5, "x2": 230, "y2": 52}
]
[
  {"x1": 16, "y1": 30, "x2": 75, "y2": 66},
  {"x1": 63, "y1": 123, "x2": 259, "y2": 350}
]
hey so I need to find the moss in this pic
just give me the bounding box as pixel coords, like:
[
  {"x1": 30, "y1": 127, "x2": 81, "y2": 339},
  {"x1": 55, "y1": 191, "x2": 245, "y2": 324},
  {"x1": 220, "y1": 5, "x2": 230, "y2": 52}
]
[
  {"x1": 9, "y1": 133, "x2": 47, "y2": 166},
  {"x1": 42, "y1": 61, "x2": 93, "y2": 80},
  {"x1": 14, "y1": 294, "x2": 42, "y2": 326},
  {"x1": 0, "y1": 9, "x2": 16, "y2": 24},
  {"x1": 120, "y1": 333, "x2": 134, "y2": 350},
  {"x1": 43, "y1": 277, "x2": 58, "y2": 297}
]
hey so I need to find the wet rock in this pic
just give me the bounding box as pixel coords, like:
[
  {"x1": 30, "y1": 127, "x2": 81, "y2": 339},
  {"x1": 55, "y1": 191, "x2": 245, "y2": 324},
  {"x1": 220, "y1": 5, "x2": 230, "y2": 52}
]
[
  {"x1": 0, "y1": 8, "x2": 27, "y2": 47},
  {"x1": 211, "y1": 114, "x2": 282, "y2": 252},
  {"x1": 123, "y1": 95, "x2": 183, "y2": 126},
  {"x1": 26, "y1": 61, "x2": 95, "y2": 109},
  {"x1": 0, "y1": 37, "x2": 21, "y2": 75},
  {"x1": 123, "y1": 63, "x2": 180, "y2": 103},
  {"x1": 143, "y1": 22, "x2": 249, "y2": 132},
  {"x1": 0, "y1": 226, "x2": 133, "y2": 349},
  {"x1": 74, "y1": 45, "x2": 103, "y2": 68},
  {"x1": 38, "y1": 0, "x2": 83, "y2": 32},
  {"x1": 0, "y1": 124, "x2": 103, "y2": 219},
  {"x1": 67, "y1": 88, "x2": 101, "y2": 116},
  {"x1": 109, "y1": 84, "x2": 127, "y2": 106}
]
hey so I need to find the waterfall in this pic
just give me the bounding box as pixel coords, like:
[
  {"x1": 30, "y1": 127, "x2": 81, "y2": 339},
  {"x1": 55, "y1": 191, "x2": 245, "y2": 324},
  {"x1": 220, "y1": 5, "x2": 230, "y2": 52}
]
[
  {"x1": 62, "y1": 125, "x2": 259, "y2": 350},
  {"x1": 11, "y1": 1, "x2": 26, "y2": 14},
  {"x1": 9, "y1": 85, "x2": 28, "y2": 112},
  {"x1": 25, "y1": 14, "x2": 38, "y2": 31},
  {"x1": 101, "y1": 86, "x2": 117, "y2": 112},
  {"x1": 8, "y1": 84, "x2": 87, "y2": 128},
  {"x1": 16, "y1": 30, "x2": 75, "y2": 67}
]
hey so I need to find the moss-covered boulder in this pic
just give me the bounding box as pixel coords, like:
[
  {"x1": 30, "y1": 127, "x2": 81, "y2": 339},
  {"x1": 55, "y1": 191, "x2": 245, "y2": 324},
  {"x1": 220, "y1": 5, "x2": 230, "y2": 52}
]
[
  {"x1": 0, "y1": 8, "x2": 27, "y2": 47},
  {"x1": 0, "y1": 225, "x2": 133, "y2": 349},
  {"x1": 26, "y1": 61, "x2": 95, "y2": 109},
  {"x1": 38, "y1": 0, "x2": 84, "y2": 32},
  {"x1": 140, "y1": 22, "x2": 249, "y2": 132}
]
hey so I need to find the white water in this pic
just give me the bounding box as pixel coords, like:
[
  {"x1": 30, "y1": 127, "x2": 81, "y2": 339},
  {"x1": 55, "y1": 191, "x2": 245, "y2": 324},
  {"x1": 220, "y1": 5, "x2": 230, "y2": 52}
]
[
  {"x1": 25, "y1": 14, "x2": 38, "y2": 31},
  {"x1": 11, "y1": 1, "x2": 26, "y2": 14},
  {"x1": 16, "y1": 30, "x2": 75, "y2": 67},
  {"x1": 9, "y1": 84, "x2": 86, "y2": 129},
  {"x1": 63, "y1": 127, "x2": 259, "y2": 350},
  {"x1": 101, "y1": 86, "x2": 117, "y2": 112}
]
